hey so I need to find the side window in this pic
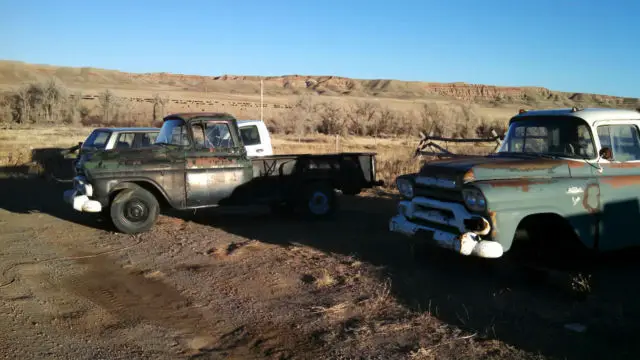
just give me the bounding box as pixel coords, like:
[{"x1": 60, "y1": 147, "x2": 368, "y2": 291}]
[
  {"x1": 597, "y1": 124, "x2": 640, "y2": 162},
  {"x1": 140, "y1": 132, "x2": 157, "y2": 146},
  {"x1": 203, "y1": 122, "x2": 235, "y2": 149},
  {"x1": 115, "y1": 133, "x2": 135, "y2": 149},
  {"x1": 576, "y1": 124, "x2": 596, "y2": 158},
  {"x1": 240, "y1": 125, "x2": 261, "y2": 146},
  {"x1": 192, "y1": 123, "x2": 207, "y2": 149}
]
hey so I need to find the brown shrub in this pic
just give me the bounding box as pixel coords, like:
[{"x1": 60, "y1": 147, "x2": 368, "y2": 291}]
[{"x1": 0, "y1": 79, "x2": 507, "y2": 140}]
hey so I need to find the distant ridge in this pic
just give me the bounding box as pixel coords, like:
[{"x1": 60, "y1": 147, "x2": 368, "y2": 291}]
[{"x1": 0, "y1": 59, "x2": 638, "y2": 107}]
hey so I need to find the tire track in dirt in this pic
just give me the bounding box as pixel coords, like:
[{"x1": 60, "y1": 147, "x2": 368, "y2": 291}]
[{"x1": 59, "y1": 253, "x2": 311, "y2": 358}]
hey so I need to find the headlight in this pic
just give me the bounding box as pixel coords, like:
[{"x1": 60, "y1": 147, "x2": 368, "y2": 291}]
[
  {"x1": 462, "y1": 187, "x2": 487, "y2": 212},
  {"x1": 396, "y1": 178, "x2": 414, "y2": 199}
]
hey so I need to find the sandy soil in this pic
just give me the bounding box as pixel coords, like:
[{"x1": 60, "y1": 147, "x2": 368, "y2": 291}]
[{"x1": 1, "y1": 177, "x2": 640, "y2": 360}]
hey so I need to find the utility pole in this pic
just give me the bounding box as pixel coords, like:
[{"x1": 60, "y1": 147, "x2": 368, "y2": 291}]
[{"x1": 260, "y1": 78, "x2": 264, "y2": 122}]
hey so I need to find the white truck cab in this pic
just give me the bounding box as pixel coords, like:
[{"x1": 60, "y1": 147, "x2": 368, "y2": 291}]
[{"x1": 237, "y1": 120, "x2": 273, "y2": 157}]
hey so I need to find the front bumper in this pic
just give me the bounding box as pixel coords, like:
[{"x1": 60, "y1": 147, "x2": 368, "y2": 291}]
[
  {"x1": 63, "y1": 176, "x2": 102, "y2": 213},
  {"x1": 389, "y1": 197, "x2": 503, "y2": 258}
]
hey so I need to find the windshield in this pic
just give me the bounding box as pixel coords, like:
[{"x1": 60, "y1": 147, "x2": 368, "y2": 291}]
[
  {"x1": 156, "y1": 119, "x2": 190, "y2": 146},
  {"x1": 82, "y1": 130, "x2": 111, "y2": 150},
  {"x1": 497, "y1": 116, "x2": 597, "y2": 159}
]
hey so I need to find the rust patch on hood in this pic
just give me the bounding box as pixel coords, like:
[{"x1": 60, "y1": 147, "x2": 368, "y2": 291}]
[
  {"x1": 567, "y1": 161, "x2": 588, "y2": 169},
  {"x1": 463, "y1": 169, "x2": 475, "y2": 183},
  {"x1": 601, "y1": 175, "x2": 640, "y2": 188},
  {"x1": 489, "y1": 179, "x2": 554, "y2": 192}
]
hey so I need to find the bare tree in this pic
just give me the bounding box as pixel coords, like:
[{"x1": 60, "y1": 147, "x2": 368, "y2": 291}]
[
  {"x1": 345, "y1": 101, "x2": 378, "y2": 135},
  {"x1": 64, "y1": 91, "x2": 82, "y2": 125},
  {"x1": 42, "y1": 78, "x2": 67, "y2": 123},
  {"x1": 316, "y1": 102, "x2": 345, "y2": 135},
  {"x1": 152, "y1": 92, "x2": 170, "y2": 122},
  {"x1": 11, "y1": 85, "x2": 31, "y2": 123},
  {"x1": 98, "y1": 89, "x2": 120, "y2": 124},
  {"x1": 372, "y1": 107, "x2": 396, "y2": 137}
]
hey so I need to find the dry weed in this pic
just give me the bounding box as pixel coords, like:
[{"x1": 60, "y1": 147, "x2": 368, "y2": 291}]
[
  {"x1": 315, "y1": 269, "x2": 337, "y2": 288},
  {"x1": 310, "y1": 302, "x2": 350, "y2": 319}
]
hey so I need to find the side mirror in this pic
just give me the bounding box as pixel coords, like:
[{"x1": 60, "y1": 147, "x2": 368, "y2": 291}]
[{"x1": 599, "y1": 147, "x2": 613, "y2": 161}]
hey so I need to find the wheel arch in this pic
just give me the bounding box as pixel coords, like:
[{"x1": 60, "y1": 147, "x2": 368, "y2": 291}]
[
  {"x1": 108, "y1": 180, "x2": 171, "y2": 210},
  {"x1": 509, "y1": 211, "x2": 589, "y2": 253}
]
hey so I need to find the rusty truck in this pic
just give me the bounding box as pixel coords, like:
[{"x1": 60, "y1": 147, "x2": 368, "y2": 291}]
[
  {"x1": 389, "y1": 107, "x2": 640, "y2": 267},
  {"x1": 64, "y1": 112, "x2": 383, "y2": 234}
]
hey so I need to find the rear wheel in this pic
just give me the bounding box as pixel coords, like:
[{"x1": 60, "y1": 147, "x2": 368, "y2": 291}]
[
  {"x1": 299, "y1": 182, "x2": 337, "y2": 219},
  {"x1": 110, "y1": 187, "x2": 159, "y2": 234}
]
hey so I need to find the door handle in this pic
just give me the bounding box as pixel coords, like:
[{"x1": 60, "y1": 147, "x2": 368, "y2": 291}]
[{"x1": 256, "y1": 149, "x2": 264, "y2": 153}]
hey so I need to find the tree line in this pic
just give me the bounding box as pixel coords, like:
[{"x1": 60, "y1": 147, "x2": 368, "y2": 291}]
[{"x1": 0, "y1": 78, "x2": 506, "y2": 138}]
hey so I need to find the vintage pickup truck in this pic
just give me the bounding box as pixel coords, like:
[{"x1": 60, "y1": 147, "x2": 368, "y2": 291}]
[
  {"x1": 64, "y1": 112, "x2": 383, "y2": 234},
  {"x1": 390, "y1": 107, "x2": 640, "y2": 266}
]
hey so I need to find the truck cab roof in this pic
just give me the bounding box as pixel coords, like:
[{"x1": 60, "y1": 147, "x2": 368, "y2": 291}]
[
  {"x1": 512, "y1": 107, "x2": 640, "y2": 126},
  {"x1": 93, "y1": 127, "x2": 160, "y2": 133},
  {"x1": 164, "y1": 112, "x2": 235, "y2": 123},
  {"x1": 237, "y1": 119, "x2": 265, "y2": 126}
]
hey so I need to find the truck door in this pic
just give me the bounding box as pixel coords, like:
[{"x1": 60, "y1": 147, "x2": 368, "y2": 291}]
[
  {"x1": 185, "y1": 119, "x2": 253, "y2": 207},
  {"x1": 594, "y1": 121, "x2": 640, "y2": 251}
]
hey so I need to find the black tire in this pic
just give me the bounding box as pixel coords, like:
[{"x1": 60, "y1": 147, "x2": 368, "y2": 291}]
[
  {"x1": 109, "y1": 186, "x2": 160, "y2": 234},
  {"x1": 299, "y1": 182, "x2": 337, "y2": 219}
]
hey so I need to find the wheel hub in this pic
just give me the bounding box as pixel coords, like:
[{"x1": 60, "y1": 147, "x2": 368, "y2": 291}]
[
  {"x1": 308, "y1": 191, "x2": 329, "y2": 215},
  {"x1": 124, "y1": 200, "x2": 148, "y2": 222}
]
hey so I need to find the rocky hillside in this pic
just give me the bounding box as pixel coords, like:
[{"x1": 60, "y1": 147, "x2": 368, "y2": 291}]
[{"x1": 1, "y1": 60, "x2": 639, "y2": 108}]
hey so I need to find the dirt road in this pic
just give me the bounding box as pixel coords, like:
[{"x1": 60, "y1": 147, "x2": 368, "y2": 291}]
[{"x1": 1, "y1": 177, "x2": 639, "y2": 360}]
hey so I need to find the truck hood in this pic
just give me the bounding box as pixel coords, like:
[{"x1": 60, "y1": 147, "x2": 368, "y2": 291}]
[{"x1": 418, "y1": 154, "x2": 576, "y2": 185}]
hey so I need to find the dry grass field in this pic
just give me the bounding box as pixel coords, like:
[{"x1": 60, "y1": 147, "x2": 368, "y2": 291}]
[{"x1": 2, "y1": 61, "x2": 640, "y2": 360}]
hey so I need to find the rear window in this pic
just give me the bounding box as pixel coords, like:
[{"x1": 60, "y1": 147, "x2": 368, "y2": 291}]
[
  {"x1": 83, "y1": 130, "x2": 111, "y2": 149},
  {"x1": 240, "y1": 125, "x2": 261, "y2": 146}
]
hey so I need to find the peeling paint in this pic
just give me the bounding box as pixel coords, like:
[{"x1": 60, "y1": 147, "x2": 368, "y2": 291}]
[
  {"x1": 463, "y1": 169, "x2": 475, "y2": 183},
  {"x1": 567, "y1": 161, "x2": 588, "y2": 169},
  {"x1": 600, "y1": 175, "x2": 640, "y2": 188},
  {"x1": 489, "y1": 211, "x2": 498, "y2": 240},
  {"x1": 606, "y1": 162, "x2": 640, "y2": 169},
  {"x1": 583, "y1": 183, "x2": 600, "y2": 214},
  {"x1": 572, "y1": 196, "x2": 581, "y2": 206}
]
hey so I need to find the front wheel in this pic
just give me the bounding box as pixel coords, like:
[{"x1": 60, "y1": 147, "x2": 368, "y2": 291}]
[
  {"x1": 110, "y1": 187, "x2": 160, "y2": 234},
  {"x1": 299, "y1": 182, "x2": 337, "y2": 219}
]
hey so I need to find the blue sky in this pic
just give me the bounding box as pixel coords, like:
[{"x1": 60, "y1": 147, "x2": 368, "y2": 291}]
[{"x1": 1, "y1": 0, "x2": 639, "y2": 97}]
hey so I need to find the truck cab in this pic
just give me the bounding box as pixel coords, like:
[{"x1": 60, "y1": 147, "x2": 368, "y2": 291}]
[
  {"x1": 389, "y1": 107, "x2": 640, "y2": 265},
  {"x1": 237, "y1": 120, "x2": 273, "y2": 157}
]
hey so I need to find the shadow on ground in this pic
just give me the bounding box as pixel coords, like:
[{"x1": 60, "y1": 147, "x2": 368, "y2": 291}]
[{"x1": 1, "y1": 173, "x2": 639, "y2": 360}]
